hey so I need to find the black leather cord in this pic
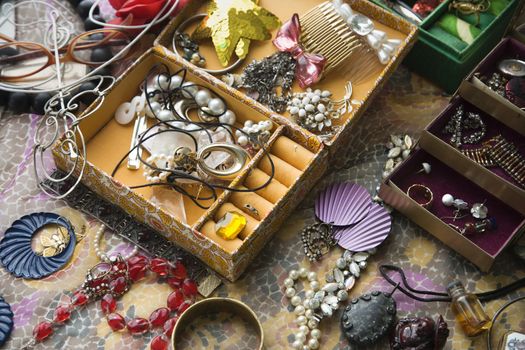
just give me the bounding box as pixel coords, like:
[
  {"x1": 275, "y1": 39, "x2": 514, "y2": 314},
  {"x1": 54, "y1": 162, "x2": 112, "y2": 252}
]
[{"x1": 379, "y1": 264, "x2": 525, "y2": 303}]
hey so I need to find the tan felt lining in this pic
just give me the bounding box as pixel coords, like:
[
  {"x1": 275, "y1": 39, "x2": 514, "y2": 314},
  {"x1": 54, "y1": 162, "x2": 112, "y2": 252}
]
[
  {"x1": 244, "y1": 168, "x2": 288, "y2": 203},
  {"x1": 258, "y1": 154, "x2": 302, "y2": 187},
  {"x1": 271, "y1": 136, "x2": 315, "y2": 171}
]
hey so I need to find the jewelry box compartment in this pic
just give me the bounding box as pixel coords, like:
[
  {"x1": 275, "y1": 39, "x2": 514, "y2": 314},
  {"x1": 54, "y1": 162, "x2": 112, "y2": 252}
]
[
  {"x1": 52, "y1": 47, "x2": 329, "y2": 281},
  {"x1": 419, "y1": 96, "x2": 525, "y2": 215},
  {"x1": 460, "y1": 37, "x2": 525, "y2": 118},
  {"x1": 379, "y1": 148, "x2": 525, "y2": 271},
  {"x1": 414, "y1": 0, "x2": 518, "y2": 59},
  {"x1": 401, "y1": 0, "x2": 521, "y2": 93},
  {"x1": 155, "y1": 0, "x2": 418, "y2": 154}
]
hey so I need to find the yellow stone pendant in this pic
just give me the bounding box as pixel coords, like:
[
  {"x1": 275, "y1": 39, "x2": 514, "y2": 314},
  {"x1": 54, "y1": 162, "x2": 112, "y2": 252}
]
[{"x1": 215, "y1": 211, "x2": 247, "y2": 240}]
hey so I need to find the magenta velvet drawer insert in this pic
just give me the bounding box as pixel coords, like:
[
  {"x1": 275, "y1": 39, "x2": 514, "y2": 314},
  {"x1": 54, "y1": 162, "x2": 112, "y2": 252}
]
[
  {"x1": 474, "y1": 38, "x2": 525, "y2": 77},
  {"x1": 426, "y1": 97, "x2": 525, "y2": 188},
  {"x1": 389, "y1": 148, "x2": 525, "y2": 256}
]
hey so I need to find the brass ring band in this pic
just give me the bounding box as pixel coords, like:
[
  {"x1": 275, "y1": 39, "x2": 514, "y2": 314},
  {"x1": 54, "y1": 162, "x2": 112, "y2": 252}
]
[
  {"x1": 171, "y1": 297, "x2": 264, "y2": 350},
  {"x1": 407, "y1": 184, "x2": 433, "y2": 209},
  {"x1": 172, "y1": 14, "x2": 244, "y2": 75},
  {"x1": 197, "y1": 143, "x2": 250, "y2": 180}
]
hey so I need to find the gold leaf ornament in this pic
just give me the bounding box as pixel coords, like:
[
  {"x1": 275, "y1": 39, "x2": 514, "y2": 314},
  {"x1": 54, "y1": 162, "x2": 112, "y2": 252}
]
[{"x1": 192, "y1": 0, "x2": 281, "y2": 66}]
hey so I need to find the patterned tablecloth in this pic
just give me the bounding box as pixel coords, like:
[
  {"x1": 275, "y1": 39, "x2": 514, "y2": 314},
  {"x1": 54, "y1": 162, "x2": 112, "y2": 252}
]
[{"x1": 1, "y1": 2, "x2": 525, "y2": 350}]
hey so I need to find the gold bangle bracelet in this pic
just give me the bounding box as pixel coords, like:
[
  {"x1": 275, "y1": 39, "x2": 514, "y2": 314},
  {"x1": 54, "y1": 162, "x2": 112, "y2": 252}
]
[{"x1": 171, "y1": 297, "x2": 264, "y2": 350}]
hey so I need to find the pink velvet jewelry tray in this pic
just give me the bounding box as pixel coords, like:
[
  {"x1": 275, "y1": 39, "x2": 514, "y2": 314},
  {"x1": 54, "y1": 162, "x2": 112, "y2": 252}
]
[
  {"x1": 419, "y1": 96, "x2": 525, "y2": 216},
  {"x1": 379, "y1": 148, "x2": 525, "y2": 271}
]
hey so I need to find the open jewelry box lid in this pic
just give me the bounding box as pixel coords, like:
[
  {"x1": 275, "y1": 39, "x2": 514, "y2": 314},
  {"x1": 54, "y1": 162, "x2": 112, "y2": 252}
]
[{"x1": 154, "y1": 0, "x2": 418, "y2": 155}]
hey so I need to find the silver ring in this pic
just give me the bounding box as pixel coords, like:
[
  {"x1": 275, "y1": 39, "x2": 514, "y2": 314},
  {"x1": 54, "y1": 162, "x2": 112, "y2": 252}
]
[
  {"x1": 172, "y1": 14, "x2": 244, "y2": 75},
  {"x1": 197, "y1": 143, "x2": 249, "y2": 180},
  {"x1": 174, "y1": 98, "x2": 221, "y2": 123}
]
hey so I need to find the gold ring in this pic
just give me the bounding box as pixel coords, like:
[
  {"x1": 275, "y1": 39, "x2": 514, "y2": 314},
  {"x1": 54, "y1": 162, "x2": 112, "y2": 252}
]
[
  {"x1": 197, "y1": 143, "x2": 249, "y2": 180},
  {"x1": 171, "y1": 297, "x2": 264, "y2": 350},
  {"x1": 407, "y1": 184, "x2": 433, "y2": 209}
]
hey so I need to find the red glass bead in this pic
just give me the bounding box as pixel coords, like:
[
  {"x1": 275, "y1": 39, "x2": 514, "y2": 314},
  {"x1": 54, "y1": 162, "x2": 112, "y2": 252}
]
[
  {"x1": 149, "y1": 307, "x2": 171, "y2": 328},
  {"x1": 101, "y1": 294, "x2": 117, "y2": 315},
  {"x1": 112, "y1": 260, "x2": 127, "y2": 272},
  {"x1": 33, "y1": 321, "x2": 53, "y2": 342},
  {"x1": 127, "y1": 317, "x2": 150, "y2": 334},
  {"x1": 107, "y1": 313, "x2": 126, "y2": 331},
  {"x1": 129, "y1": 263, "x2": 148, "y2": 282},
  {"x1": 167, "y1": 277, "x2": 182, "y2": 290},
  {"x1": 182, "y1": 279, "x2": 198, "y2": 297},
  {"x1": 150, "y1": 258, "x2": 169, "y2": 276},
  {"x1": 72, "y1": 291, "x2": 89, "y2": 306},
  {"x1": 150, "y1": 335, "x2": 169, "y2": 350},
  {"x1": 128, "y1": 255, "x2": 148, "y2": 267},
  {"x1": 178, "y1": 300, "x2": 192, "y2": 314},
  {"x1": 110, "y1": 276, "x2": 128, "y2": 296},
  {"x1": 163, "y1": 317, "x2": 178, "y2": 336},
  {"x1": 53, "y1": 305, "x2": 71, "y2": 323},
  {"x1": 167, "y1": 290, "x2": 185, "y2": 311},
  {"x1": 169, "y1": 261, "x2": 187, "y2": 280}
]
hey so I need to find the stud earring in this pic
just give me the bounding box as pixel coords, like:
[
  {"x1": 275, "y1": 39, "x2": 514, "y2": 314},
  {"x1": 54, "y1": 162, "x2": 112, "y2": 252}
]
[{"x1": 415, "y1": 162, "x2": 431, "y2": 175}]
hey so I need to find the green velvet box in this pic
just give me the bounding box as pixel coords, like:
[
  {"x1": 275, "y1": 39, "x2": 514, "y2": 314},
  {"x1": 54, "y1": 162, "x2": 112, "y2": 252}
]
[{"x1": 370, "y1": 0, "x2": 521, "y2": 93}]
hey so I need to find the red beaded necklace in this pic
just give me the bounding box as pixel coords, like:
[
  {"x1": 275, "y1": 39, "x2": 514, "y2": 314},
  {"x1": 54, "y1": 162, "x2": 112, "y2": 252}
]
[{"x1": 29, "y1": 255, "x2": 198, "y2": 350}]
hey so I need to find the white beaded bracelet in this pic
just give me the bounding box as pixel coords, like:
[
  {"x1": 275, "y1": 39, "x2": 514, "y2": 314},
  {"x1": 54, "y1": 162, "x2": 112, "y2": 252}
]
[{"x1": 94, "y1": 224, "x2": 139, "y2": 263}]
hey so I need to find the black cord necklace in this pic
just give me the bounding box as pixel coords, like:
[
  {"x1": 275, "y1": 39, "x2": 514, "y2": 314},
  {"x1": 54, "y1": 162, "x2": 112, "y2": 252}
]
[{"x1": 379, "y1": 264, "x2": 525, "y2": 303}]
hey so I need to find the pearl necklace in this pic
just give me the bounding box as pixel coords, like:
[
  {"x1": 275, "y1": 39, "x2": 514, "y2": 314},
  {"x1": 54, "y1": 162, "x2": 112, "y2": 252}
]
[
  {"x1": 94, "y1": 224, "x2": 138, "y2": 263},
  {"x1": 283, "y1": 249, "x2": 373, "y2": 349}
]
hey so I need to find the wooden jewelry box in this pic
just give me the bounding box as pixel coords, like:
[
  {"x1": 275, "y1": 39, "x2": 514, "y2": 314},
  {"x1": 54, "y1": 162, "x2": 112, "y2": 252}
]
[
  {"x1": 380, "y1": 47, "x2": 525, "y2": 270},
  {"x1": 53, "y1": 0, "x2": 417, "y2": 281}
]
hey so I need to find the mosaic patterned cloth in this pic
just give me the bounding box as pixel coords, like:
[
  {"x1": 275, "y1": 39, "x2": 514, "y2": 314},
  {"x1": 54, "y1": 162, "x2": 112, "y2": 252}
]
[{"x1": 1, "y1": 2, "x2": 525, "y2": 350}]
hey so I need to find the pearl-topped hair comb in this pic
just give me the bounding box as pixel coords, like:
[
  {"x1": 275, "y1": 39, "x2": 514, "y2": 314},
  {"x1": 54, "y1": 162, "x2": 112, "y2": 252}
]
[{"x1": 300, "y1": 0, "x2": 402, "y2": 74}]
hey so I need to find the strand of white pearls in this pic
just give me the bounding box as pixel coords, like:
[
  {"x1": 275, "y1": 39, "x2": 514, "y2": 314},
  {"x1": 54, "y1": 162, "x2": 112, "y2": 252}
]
[
  {"x1": 144, "y1": 153, "x2": 172, "y2": 183},
  {"x1": 283, "y1": 250, "x2": 373, "y2": 349},
  {"x1": 94, "y1": 224, "x2": 139, "y2": 263}
]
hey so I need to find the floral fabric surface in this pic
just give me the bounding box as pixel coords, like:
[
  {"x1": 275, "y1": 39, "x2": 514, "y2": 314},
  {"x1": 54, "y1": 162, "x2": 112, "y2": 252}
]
[{"x1": 0, "y1": 1, "x2": 524, "y2": 350}]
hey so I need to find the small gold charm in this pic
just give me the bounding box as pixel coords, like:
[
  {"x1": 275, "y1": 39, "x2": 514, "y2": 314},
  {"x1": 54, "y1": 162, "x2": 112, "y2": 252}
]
[{"x1": 36, "y1": 226, "x2": 71, "y2": 257}]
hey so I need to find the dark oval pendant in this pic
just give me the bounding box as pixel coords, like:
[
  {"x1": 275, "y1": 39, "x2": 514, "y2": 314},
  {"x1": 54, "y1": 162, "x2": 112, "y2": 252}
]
[
  {"x1": 340, "y1": 290, "x2": 397, "y2": 346},
  {"x1": 505, "y1": 77, "x2": 525, "y2": 108}
]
